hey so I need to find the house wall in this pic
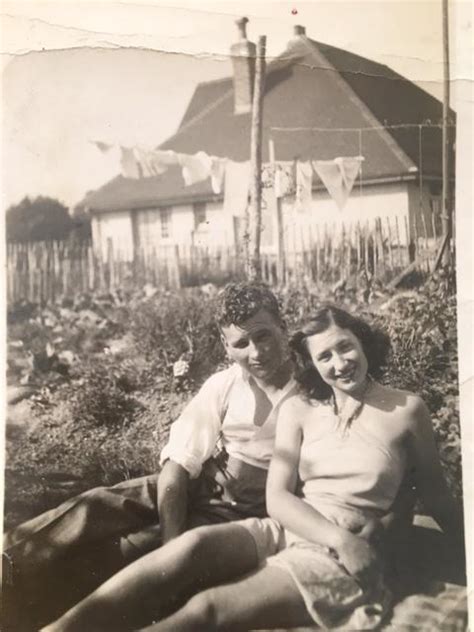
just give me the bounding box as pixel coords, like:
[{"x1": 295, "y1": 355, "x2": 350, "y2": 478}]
[
  {"x1": 279, "y1": 181, "x2": 412, "y2": 252},
  {"x1": 92, "y1": 181, "x2": 436, "y2": 259},
  {"x1": 92, "y1": 211, "x2": 134, "y2": 260},
  {"x1": 190, "y1": 200, "x2": 235, "y2": 248},
  {"x1": 93, "y1": 200, "x2": 236, "y2": 260}
]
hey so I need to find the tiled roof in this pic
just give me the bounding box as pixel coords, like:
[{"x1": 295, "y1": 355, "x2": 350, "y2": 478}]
[{"x1": 81, "y1": 35, "x2": 453, "y2": 214}]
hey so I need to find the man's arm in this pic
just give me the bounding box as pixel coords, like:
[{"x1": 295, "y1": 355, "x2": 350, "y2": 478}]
[
  {"x1": 157, "y1": 460, "x2": 190, "y2": 545},
  {"x1": 156, "y1": 369, "x2": 233, "y2": 543}
]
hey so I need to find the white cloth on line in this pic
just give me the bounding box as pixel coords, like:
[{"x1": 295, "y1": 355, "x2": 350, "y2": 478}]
[
  {"x1": 178, "y1": 151, "x2": 213, "y2": 186},
  {"x1": 223, "y1": 161, "x2": 251, "y2": 217},
  {"x1": 160, "y1": 364, "x2": 297, "y2": 478},
  {"x1": 312, "y1": 156, "x2": 364, "y2": 210},
  {"x1": 210, "y1": 157, "x2": 226, "y2": 194},
  {"x1": 134, "y1": 148, "x2": 169, "y2": 177},
  {"x1": 120, "y1": 146, "x2": 141, "y2": 179},
  {"x1": 91, "y1": 140, "x2": 114, "y2": 153},
  {"x1": 274, "y1": 163, "x2": 295, "y2": 198},
  {"x1": 295, "y1": 161, "x2": 313, "y2": 212}
]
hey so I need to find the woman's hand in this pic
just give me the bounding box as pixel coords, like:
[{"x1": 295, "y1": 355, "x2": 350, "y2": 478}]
[
  {"x1": 358, "y1": 517, "x2": 385, "y2": 545},
  {"x1": 333, "y1": 532, "x2": 381, "y2": 587}
]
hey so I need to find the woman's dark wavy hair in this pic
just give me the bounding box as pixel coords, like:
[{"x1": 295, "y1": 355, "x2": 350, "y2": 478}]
[{"x1": 290, "y1": 304, "x2": 391, "y2": 401}]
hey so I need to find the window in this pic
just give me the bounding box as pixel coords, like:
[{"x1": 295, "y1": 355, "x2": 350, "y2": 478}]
[
  {"x1": 160, "y1": 207, "x2": 172, "y2": 239},
  {"x1": 193, "y1": 203, "x2": 207, "y2": 230}
]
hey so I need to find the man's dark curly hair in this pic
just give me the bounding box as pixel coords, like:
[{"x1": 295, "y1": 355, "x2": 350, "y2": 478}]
[
  {"x1": 290, "y1": 304, "x2": 390, "y2": 401},
  {"x1": 215, "y1": 282, "x2": 283, "y2": 328}
]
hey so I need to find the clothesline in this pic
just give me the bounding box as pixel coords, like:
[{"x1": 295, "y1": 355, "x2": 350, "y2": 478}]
[
  {"x1": 270, "y1": 123, "x2": 453, "y2": 133},
  {"x1": 90, "y1": 141, "x2": 365, "y2": 213}
]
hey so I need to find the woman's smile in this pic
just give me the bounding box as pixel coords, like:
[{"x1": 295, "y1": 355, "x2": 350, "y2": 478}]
[{"x1": 306, "y1": 323, "x2": 369, "y2": 395}]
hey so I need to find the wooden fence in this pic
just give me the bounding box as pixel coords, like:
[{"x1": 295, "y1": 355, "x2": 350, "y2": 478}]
[{"x1": 6, "y1": 217, "x2": 440, "y2": 304}]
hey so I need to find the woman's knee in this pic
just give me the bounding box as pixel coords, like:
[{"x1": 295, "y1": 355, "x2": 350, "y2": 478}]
[
  {"x1": 180, "y1": 590, "x2": 218, "y2": 630},
  {"x1": 173, "y1": 527, "x2": 215, "y2": 565}
]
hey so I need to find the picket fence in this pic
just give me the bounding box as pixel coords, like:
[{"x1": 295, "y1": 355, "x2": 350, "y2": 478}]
[{"x1": 6, "y1": 217, "x2": 439, "y2": 304}]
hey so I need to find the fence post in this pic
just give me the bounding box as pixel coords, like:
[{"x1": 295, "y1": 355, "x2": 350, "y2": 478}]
[
  {"x1": 171, "y1": 245, "x2": 182, "y2": 289},
  {"x1": 375, "y1": 218, "x2": 386, "y2": 279},
  {"x1": 385, "y1": 217, "x2": 394, "y2": 275},
  {"x1": 107, "y1": 238, "x2": 115, "y2": 291}
]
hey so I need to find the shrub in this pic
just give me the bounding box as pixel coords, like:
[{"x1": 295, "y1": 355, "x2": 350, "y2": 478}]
[
  {"x1": 371, "y1": 271, "x2": 461, "y2": 498},
  {"x1": 126, "y1": 289, "x2": 226, "y2": 389},
  {"x1": 66, "y1": 359, "x2": 145, "y2": 427}
]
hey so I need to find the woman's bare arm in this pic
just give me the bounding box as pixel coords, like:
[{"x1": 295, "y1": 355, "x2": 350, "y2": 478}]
[
  {"x1": 266, "y1": 398, "x2": 379, "y2": 583},
  {"x1": 407, "y1": 395, "x2": 464, "y2": 545}
]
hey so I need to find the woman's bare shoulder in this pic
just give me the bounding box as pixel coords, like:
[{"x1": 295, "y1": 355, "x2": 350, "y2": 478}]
[
  {"x1": 279, "y1": 392, "x2": 328, "y2": 427},
  {"x1": 371, "y1": 383, "x2": 428, "y2": 423}
]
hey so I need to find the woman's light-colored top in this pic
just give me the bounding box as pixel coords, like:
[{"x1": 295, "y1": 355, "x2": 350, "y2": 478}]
[{"x1": 296, "y1": 402, "x2": 407, "y2": 534}]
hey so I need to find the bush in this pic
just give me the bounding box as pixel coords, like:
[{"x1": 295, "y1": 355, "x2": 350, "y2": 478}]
[
  {"x1": 126, "y1": 289, "x2": 226, "y2": 389},
  {"x1": 67, "y1": 360, "x2": 145, "y2": 428},
  {"x1": 371, "y1": 271, "x2": 461, "y2": 498}
]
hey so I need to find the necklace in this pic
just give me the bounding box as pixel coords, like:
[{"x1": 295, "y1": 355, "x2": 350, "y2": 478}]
[{"x1": 330, "y1": 377, "x2": 372, "y2": 436}]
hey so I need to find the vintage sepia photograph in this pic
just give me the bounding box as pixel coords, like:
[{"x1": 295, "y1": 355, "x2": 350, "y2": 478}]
[{"x1": 1, "y1": 1, "x2": 472, "y2": 630}]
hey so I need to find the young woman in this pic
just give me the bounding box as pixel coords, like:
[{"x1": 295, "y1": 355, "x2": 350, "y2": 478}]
[{"x1": 43, "y1": 305, "x2": 464, "y2": 631}]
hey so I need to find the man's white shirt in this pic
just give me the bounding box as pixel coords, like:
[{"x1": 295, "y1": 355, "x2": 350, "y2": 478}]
[{"x1": 160, "y1": 365, "x2": 297, "y2": 478}]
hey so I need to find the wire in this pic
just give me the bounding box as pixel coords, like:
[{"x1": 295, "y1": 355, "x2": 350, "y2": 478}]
[{"x1": 270, "y1": 123, "x2": 452, "y2": 133}]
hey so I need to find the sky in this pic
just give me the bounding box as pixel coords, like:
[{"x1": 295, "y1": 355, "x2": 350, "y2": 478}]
[{"x1": 0, "y1": 0, "x2": 472, "y2": 211}]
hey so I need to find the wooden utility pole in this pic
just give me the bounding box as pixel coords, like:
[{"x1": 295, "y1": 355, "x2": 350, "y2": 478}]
[
  {"x1": 247, "y1": 35, "x2": 266, "y2": 280},
  {"x1": 269, "y1": 139, "x2": 286, "y2": 284},
  {"x1": 441, "y1": 0, "x2": 452, "y2": 265}
]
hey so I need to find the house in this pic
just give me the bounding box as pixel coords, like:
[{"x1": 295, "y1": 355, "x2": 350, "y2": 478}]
[{"x1": 77, "y1": 20, "x2": 454, "y2": 261}]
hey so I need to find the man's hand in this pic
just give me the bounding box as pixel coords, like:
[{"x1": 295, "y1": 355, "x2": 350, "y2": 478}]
[{"x1": 334, "y1": 532, "x2": 381, "y2": 588}]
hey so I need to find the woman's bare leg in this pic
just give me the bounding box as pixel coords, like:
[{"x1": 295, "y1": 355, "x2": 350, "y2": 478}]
[
  {"x1": 41, "y1": 523, "x2": 259, "y2": 632},
  {"x1": 140, "y1": 565, "x2": 314, "y2": 632}
]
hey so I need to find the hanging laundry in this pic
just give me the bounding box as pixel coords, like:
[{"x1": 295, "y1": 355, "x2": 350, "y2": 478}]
[
  {"x1": 295, "y1": 161, "x2": 313, "y2": 212},
  {"x1": 274, "y1": 162, "x2": 295, "y2": 198},
  {"x1": 210, "y1": 157, "x2": 226, "y2": 194},
  {"x1": 312, "y1": 156, "x2": 364, "y2": 210},
  {"x1": 134, "y1": 148, "x2": 168, "y2": 177},
  {"x1": 178, "y1": 151, "x2": 213, "y2": 186},
  {"x1": 336, "y1": 156, "x2": 364, "y2": 193},
  {"x1": 91, "y1": 140, "x2": 114, "y2": 153},
  {"x1": 153, "y1": 149, "x2": 181, "y2": 166},
  {"x1": 120, "y1": 146, "x2": 141, "y2": 179},
  {"x1": 223, "y1": 161, "x2": 251, "y2": 217}
]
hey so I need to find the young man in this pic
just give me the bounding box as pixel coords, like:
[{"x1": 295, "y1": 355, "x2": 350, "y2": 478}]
[{"x1": 3, "y1": 282, "x2": 297, "y2": 626}]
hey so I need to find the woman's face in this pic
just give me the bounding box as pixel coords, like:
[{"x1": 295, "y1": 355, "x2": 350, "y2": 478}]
[{"x1": 306, "y1": 321, "x2": 369, "y2": 395}]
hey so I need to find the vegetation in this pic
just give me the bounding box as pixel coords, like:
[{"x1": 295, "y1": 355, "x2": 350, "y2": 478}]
[
  {"x1": 4, "y1": 274, "x2": 462, "y2": 530},
  {"x1": 6, "y1": 196, "x2": 91, "y2": 242}
]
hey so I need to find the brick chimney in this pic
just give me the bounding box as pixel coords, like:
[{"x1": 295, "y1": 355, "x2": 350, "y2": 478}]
[
  {"x1": 230, "y1": 17, "x2": 256, "y2": 114},
  {"x1": 293, "y1": 25, "x2": 306, "y2": 37}
]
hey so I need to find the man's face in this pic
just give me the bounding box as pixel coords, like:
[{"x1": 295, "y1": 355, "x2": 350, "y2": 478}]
[{"x1": 220, "y1": 308, "x2": 288, "y2": 384}]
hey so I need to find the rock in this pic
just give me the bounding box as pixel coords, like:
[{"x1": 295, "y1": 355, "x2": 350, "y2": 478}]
[
  {"x1": 77, "y1": 309, "x2": 102, "y2": 324},
  {"x1": 144, "y1": 283, "x2": 158, "y2": 298},
  {"x1": 8, "y1": 340, "x2": 24, "y2": 350},
  {"x1": 7, "y1": 385, "x2": 36, "y2": 405},
  {"x1": 6, "y1": 399, "x2": 39, "y2": 438},
  {"x1": 58, "y1": 350, "x2": 76, "y2": 366},
  {"x1": 107, "y1": 336, "x2": 132, "y2": 356}
]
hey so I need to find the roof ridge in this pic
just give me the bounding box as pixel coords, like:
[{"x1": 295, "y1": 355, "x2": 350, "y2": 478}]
[{"x1": 299, "y1": 37, "x2": 415, "y2": 171}]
